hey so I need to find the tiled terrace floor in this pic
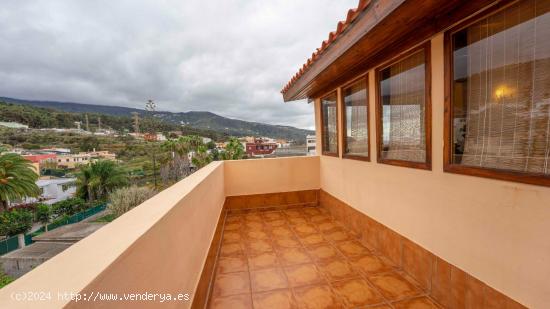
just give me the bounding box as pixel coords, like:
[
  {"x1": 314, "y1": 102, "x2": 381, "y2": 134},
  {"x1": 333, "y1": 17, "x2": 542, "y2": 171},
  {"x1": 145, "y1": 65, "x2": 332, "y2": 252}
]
[{"x1": 209, "y1": 206, "x2": 443, "y2": 309}]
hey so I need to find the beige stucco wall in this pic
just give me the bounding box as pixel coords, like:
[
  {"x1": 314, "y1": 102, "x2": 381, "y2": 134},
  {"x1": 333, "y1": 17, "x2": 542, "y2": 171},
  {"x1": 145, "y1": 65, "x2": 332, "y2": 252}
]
[
  {"x1": 314, "y1": 34, "x2": 550, "y2": 308},
  {"x1": 224, "y1": 156, "x2": 320, "y2": 196},
  {"x1": 0, "y1": 161, "x2": 226, "y2": 309}
]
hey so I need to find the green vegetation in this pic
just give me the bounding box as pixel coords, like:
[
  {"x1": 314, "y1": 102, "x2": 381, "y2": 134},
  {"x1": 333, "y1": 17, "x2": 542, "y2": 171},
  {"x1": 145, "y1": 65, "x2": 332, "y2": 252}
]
[
  {"x1": 221, "y1": 137, "x2": 245, "y2": 160},
  {"x1": 35, "y1": 204, "x2": 51, "y2": 230},
  {"x1": 0, "y1": 101, "x2": 231, "y2": 140},
  {"x1": 93, "y1": 213, "x2": 116, "y2": 223},
  {"x1": 0, "y1": 209, "x2": 33, "y2": 236},
  {"x1": 0, "y1": 153, "x2": 40, "y2": 211},
  {"x1": 0, "y1": 270, "x2": 13, "y2": 289},
  {"x1": 108, "y1": 186, "x2": 156, "y2": 217},
  {"x1": 76, "y1": 161, "x2": 128, "y2": 201},
  {"x1": 51, "y1": 198, "x2": 86, "y2": 217}
]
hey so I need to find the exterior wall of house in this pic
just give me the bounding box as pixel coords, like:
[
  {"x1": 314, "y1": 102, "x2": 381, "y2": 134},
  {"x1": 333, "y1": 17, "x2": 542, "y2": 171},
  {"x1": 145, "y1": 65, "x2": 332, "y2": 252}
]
[
  {"x1": 224, "y1": 156, "x2": 320, "y2": 196},
  {"x1": 314, "y1": 33, "x2": 550, "y2": 308}
]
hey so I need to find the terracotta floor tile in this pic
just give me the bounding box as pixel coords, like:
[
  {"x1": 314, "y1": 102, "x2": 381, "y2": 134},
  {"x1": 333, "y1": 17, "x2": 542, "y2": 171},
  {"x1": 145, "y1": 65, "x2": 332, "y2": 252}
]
[
  {"x1": 248, "y1": 252, "x2": 279, "y2": 270},
  {"x1": 393, "y1": 296, "x2": 441, "y2": 309},
  {"x1": 273, "y1": 237, "x2": 302, "y2": 249},
  {"x1": 331, "y1": 278, "x2": 385, "y2": 307},
  {"x1": 293, "y1": 284, "x2": 343, "y2": 309},
  {"x1": 317, "y1": 221, "x2": 340, "y2": 233},
  {"x1": 288, "y1": 217, "x2": 309, "y2": 225},
  {"x1": 299, "y1": 234, "x2": 326, "y2": 246},
  {"x1": 323, "y1": 229, "x2": 352, "y2": 243},
  {"x1": 349, "y1": 254, "x2": 393, "y2": 275},
  {"x1": 223, "y1": 231, "x2": 243, "y2": 243},
  {"x1": 220, "y1": 243, "x2": 244, "y2": 257},
  {"x1": 244, "y1": 230, "x2": 270, "y2": 240},
  {"x1": 250, "y1": 268, "x2": 289, "y2": 292},
  {"x1": 263, "y1": 211, "x2": 285, "y2": 221},
  {"x1": 271, "y1": 227, "x2": 295, "y2": 238},
  {"x1": 301, "y1": 207, "x2": 323, "y2": 216},
  {"x1": 335, "y1": 240, "x2": 370, "y2": 257},
  {"x1": 309, "y1": 214, "x2": 332, "y2": 223},
  {"x1": 252, "y1": 289, "x2": 297, "y2": 309},
  {"x1": 306, "y1": 244, "x2": 341, "y2": 262},
  {"x1": 244, "y1": 221, "x2": 264, "y2": 230},
  {"x1": 217, "y1": 256, "x2": 248, "y2": 274},
  {"x1": 283, "y1": 209, "x2": 303, "y2": 217},
  {"x1": 210, "y1": 293, "x2": 252, "y2": 309},
  {"x1": 244, "y1": 214, "x2": 263, "y2": 222},
  {"x1": 224, "y1": 222, "x2": 241, "y2": 231},
  {"x1": 212, "y1": 272, "x2": 250, "y2": 297},
  {"x1": 284, "y1": 263, "x2": 325, "y2": 287},
  {"x1": 317, "y1": 260, "x2": 358, "y2": 282},
  {"x1": 266, "y1": 219, "x2": 288, "y2": 227},
  {"x1": 293, "y1": 224, "x2": 319, "y2": 237},
  {"x1": 369, "y1": 272, "x2": 422, "y2": 301},
  {"x1": 245, "y1": 240, "x2": 274, "y2": 255},
  {"x1": 277, "y1": 247, "x2": 312, "y2": 266},
  {"x1": 365, "y1": 305, "x2": 393, "y2": 309}
]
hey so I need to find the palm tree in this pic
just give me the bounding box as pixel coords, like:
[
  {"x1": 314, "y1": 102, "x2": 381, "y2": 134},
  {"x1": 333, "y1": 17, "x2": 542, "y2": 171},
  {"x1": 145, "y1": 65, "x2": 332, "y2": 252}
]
[
  {"x1": 76, "y1": 160, "x2": 128, "y2": 201},
  {"x1": 192, "y1": 144, "x2": 213, "y2": 168},
  {"x1": 0, "y1": 153, "x2": 40, "y2": 212},
  {"x1": 222, "y1": 137, "x2": 245, "y2": 160}
]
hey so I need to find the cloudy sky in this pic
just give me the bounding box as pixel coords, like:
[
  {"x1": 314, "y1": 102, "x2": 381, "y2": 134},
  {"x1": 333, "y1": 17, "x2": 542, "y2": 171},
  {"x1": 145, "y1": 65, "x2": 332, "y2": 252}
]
[{"x1": 0, "y1": 0, "x2": 357, "y2": 130}]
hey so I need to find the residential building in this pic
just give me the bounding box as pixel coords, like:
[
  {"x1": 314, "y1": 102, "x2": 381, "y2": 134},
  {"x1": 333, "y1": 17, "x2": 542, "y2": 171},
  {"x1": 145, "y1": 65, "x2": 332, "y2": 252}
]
[
  {"x1": 56, "y1": 153, "x2": 91, "y2": 169},
  {"x1": 245, "y1": 137, "x2": 278, "y2": 157},
  {"x1": 88, "y1": 150, "x2": 116, "y2": 161},
  {"x1": 24, "y1": 178, "x2": 77, "y2": 205},
  {"x1": 22, "y1": 154, "x2": 57, "y2": 173},
  {"x1": 1, "y1": 1, "x2": 549, "y2": 309},
  {"x1": 306, "y1": 134, "x2": 316, "y2": 156}
]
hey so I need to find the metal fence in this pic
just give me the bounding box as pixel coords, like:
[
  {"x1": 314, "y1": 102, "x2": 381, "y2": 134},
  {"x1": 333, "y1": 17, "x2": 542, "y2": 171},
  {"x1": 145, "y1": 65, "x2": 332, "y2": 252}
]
[
  {"x1": 0, "y1": 236, "x2": 19, "y2": 256},
  {"x1": 0, "y1": 203, "x2": 107, "y2": 256}
]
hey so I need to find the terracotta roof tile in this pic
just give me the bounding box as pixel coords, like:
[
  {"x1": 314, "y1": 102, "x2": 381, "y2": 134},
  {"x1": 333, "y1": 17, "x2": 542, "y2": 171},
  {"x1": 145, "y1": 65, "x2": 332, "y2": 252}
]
[{"x1": 281, "y1": 0, "x2": 372, "y2": 94}]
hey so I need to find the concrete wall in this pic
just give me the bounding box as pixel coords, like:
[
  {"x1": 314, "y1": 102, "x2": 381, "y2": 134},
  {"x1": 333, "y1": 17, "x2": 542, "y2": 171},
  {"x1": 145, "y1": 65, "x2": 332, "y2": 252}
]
[
  {"x1": 224, "y1": 156, "x2": 320, "y2": 196},
  {"x1": 314, "y1": 34, "x2": 550, "y2": 308},
  {"x1": 0, "y1": 161, "x2": 226, "y2": 309}
]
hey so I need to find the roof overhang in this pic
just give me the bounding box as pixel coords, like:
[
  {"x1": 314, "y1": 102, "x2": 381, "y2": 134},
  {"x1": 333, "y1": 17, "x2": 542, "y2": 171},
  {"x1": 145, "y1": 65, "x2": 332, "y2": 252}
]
[{"x1": 282, "y1": 0, "x2": 503, "y2": 102}]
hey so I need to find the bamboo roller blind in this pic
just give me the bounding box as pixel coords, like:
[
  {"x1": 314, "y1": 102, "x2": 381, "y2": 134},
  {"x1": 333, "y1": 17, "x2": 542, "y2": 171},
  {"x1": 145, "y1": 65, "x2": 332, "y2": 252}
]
[{"x1": 452, "y1": 0, "x2": 550, "y2": 174}]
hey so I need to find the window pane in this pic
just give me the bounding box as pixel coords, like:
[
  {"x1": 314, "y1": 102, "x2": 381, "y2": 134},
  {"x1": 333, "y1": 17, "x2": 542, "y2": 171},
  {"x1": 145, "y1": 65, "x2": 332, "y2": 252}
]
[
  {"x1": 379, "y1": 50, "x2": 427, "y2": 163},
  {"x1": 344, "y1": 80, "x2": 369, "y2": 156},
  {"x1": 451, "y1": 0, "x2": 550, "y2": 174},
  {"x1": 321, "y1": 92, "x2": 338, "y2": 154}
]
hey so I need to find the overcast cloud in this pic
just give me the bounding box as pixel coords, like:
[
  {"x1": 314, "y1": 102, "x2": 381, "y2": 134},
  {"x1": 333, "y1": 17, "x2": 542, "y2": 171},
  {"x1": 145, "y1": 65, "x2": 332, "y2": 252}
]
[{"x1": 0, "y1": 0, "x2": 357, "y2": 130}]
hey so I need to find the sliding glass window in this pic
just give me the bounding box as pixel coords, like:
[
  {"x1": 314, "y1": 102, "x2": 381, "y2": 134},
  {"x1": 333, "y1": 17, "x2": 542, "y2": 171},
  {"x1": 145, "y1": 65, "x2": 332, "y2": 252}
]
[
  {"x1": 321, "y1": 92, "x2": 339, "y2": 156},
  {"x1": 342, "y1": 78, "x2": 369, "y2": 160},
  {"x1": 446, "y1": 0, "x2": 550, "y2": 186},
  {"x1": 377, "y1": 44, "x2": 431, "y2": 169}
]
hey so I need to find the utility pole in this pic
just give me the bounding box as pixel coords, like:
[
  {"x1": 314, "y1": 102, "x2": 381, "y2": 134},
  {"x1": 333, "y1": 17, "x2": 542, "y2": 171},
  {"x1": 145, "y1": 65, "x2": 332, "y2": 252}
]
[
  {"x1": 97, "y1": 116, "x2": 102, "y2": 131},
  {"x1": 131, "y1": 112, "x2": 140, "y2": 133},
  {"x1": 85, "y1": 114, "x2": 90, "y2": 131},
  {"x1": 145, "y1": 100, "x2": 158, "y2": 188}
]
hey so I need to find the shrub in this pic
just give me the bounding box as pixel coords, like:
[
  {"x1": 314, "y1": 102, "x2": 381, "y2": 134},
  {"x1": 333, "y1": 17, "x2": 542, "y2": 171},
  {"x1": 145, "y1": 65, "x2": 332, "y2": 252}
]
[
  {"x1": 51, "y1": 198, "x2": 86, "y2": 217},
  {"x1": 0, "y1": 209, "x2": 33, "y2": 236},
  {"x1": 0, "y1": 270, "x2": 13, "y2": 289},
  {"x1": 108, "y1": 186, "x2": 156, "y2": 217},
  {"x1": 35, "y1": 204, "x2": 51, "y2": 225}
]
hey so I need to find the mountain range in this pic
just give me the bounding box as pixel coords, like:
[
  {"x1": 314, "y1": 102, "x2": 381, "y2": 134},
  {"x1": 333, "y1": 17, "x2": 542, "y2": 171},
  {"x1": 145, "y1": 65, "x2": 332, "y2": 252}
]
[{"x1": 0, "y1": 97, "x2": 314, "y2": 142}]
